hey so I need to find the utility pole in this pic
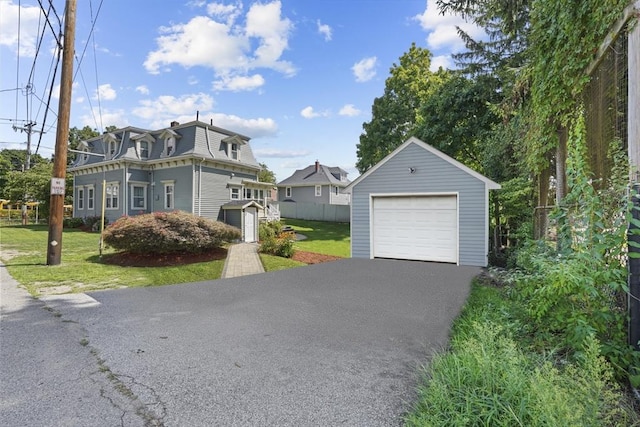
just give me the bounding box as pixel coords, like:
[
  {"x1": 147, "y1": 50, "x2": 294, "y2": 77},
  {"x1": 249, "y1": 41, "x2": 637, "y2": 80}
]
[
  {"x1": 14, "y1": 121, "x2": 45, "y2": 224},
  {"x1": 47, "y1": 0, "x2": 76, "y2": 266}
]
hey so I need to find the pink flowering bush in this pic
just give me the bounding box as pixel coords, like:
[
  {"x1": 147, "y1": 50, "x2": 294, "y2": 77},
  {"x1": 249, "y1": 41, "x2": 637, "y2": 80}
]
[{"x1": 103, "y1": 210, "x2": 240, "y2": 254}]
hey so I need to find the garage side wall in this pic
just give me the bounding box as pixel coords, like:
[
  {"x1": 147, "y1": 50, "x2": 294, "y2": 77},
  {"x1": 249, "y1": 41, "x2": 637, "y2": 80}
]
[{"x1": 351, "y1": 143, "x2": 488, "y2": 267}]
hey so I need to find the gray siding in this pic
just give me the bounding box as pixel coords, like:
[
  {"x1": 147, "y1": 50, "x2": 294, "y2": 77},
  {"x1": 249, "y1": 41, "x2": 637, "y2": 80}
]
[
  {"x1": 351, "y1": 142, "x2": 488, "y2": 267},
  {"x1": 74, "y1": 168, "x2": 127, "y2": 223},
  {"x1": 197, "y1": 166, "x2": 255, "y2": 221},
  {"x1": 277, "y1": 185, "x2": 331, "y2": 204},
  {"x1": 153, "y1": 166, "x2": 194, "y2": 214}
]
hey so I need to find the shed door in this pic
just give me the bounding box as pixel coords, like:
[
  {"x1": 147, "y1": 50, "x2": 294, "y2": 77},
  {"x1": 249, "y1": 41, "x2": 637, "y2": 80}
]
[
  {"x1": 372, "y1": 195, "x2": 458, "y2": 263},
  {"x1": 244, "y1": 207, "x2": 257, "y2": 242}
]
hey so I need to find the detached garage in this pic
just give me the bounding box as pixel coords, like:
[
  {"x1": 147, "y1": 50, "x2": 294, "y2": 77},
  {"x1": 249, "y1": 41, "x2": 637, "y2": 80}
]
[{"x1": 346, "y1": 137, "x2": 500, "y2": 267}]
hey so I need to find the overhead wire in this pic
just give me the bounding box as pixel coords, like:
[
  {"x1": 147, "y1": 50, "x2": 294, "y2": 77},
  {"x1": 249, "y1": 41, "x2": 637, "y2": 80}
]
[{"x1": 14, "y1": 0, "x2": 21, "y2": 124}]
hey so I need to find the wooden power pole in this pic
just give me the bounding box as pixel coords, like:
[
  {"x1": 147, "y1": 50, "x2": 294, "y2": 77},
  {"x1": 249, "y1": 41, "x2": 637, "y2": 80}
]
[{"x1": 46, "y1": 0, "x2": 76, "y2": 266}]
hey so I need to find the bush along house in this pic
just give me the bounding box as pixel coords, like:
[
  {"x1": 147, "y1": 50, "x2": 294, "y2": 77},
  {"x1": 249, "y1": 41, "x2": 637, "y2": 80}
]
[{"x1": 68, "y1": 120, "x2": 278, "y2": 242}]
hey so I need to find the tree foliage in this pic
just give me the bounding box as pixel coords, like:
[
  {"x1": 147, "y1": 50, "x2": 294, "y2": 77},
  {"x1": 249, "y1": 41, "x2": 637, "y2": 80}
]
[
  {"x1": 356, "y1": 43, "x2": 447, "y2": 173},
  {"x1": 258, "y1": 162, "x2": 276, "y2": 183},
  {"x1": 68, "y1": 126, "x2": 100, "y2": 165}
]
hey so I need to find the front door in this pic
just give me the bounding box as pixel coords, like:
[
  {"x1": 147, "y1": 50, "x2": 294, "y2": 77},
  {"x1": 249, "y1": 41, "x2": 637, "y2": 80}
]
[{"x1": 244, "y1": 207, "x2": 257, "y2": 242}]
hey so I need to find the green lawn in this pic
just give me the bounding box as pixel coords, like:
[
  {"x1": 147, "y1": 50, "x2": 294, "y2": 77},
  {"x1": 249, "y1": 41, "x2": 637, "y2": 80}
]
[
  {"x1": 0, "y1": 224, "x2": 226, "y2": 296},
  {"x1": 282, "y1": 218, "x2": 350, "y2": 257}
]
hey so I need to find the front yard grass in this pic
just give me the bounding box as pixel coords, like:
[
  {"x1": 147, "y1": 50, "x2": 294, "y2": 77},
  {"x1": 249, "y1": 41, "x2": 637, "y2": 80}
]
[
  {"x1": 0, "y1": 224, "x2": 226, "y2": 296},
  {"x1": 282, "y1": 218, "x2": 350, "y2": 257}
]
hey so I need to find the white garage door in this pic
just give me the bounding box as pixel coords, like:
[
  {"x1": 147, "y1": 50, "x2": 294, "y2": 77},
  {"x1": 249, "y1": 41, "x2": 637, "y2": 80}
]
[{"x1": 372, "y1": 195, "x2": 458, "y2": 263}]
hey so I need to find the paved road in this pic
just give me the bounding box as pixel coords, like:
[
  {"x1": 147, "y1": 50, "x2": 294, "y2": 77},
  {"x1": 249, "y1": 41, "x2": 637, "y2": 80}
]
[{"x1": 1, "y1": 259, "x2": 479, "y2": 426}]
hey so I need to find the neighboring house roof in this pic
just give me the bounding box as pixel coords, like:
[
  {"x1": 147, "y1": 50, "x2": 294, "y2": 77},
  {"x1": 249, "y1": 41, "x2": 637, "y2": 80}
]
[
  {"x1": 277, "y1": 161, "x2": 350, "y2": 187},
  {"x1": 346, "y1": 137, "x2": 500, "y2": 191}
]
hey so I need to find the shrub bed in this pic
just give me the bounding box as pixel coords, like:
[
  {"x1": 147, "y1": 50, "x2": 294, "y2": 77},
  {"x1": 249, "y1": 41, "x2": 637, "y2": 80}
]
[
  {"x1": 258, "y1": 221, "x2": 295, "y2": 258},
  {"x1": 103, "y1": 211, "x2": 240, "y2": 254}
]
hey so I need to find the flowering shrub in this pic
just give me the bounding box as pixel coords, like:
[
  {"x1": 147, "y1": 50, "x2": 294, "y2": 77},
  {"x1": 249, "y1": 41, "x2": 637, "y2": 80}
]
[
  {"x1": 259, "y1": 229, "x2": 295, "y2": 258},
  {"x1": 103, "y1": 210, "x2": 240, "y2": 254}
]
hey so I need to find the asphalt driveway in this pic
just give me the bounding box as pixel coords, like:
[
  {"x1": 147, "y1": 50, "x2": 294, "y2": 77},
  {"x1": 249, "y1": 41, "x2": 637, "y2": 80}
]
[{"x1": 31, "y1": 258, "x2": 478, "y2": 426}]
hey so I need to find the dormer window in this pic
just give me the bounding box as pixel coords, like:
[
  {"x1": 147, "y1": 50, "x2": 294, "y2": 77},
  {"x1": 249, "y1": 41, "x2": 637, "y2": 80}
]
[
  {"x1": 222, "y1": 134, "x2": 246, "y2": 161},
  {"x1": 132, "y1": 133, "x2": 154, "y2": 160},
  {"x1": 166, "y1": 137, "x2": 175, "y2": 156},
  {"x1": 139, "y1": 141, "x2": 150, "y2": 159},
  {"x1": 158, "y1": 129, "x2": 180, "y2": 158},
  {"x1": 108, "y1": 140, "x2": 118, "y2": 159},
  {"x1": 104, "y1": 133, "x2": 120, "y2": 160}
]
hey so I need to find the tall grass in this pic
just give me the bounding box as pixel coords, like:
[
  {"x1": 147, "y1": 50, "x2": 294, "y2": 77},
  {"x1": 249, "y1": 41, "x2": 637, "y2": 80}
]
[{"x1": 406, "y1": 284, "x2": 639, "y2": 426}]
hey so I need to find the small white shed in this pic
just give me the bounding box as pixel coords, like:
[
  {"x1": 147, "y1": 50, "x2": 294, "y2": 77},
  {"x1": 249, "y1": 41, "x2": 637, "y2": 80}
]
[{"x1": 346, "y1": 137, "x2": 501, "y2": 267}]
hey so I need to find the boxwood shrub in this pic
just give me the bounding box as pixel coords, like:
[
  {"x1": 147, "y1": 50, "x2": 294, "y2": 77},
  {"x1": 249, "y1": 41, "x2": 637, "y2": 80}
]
[{"x1": 103, "y1": 210, "x2": 241, "y2": 254}]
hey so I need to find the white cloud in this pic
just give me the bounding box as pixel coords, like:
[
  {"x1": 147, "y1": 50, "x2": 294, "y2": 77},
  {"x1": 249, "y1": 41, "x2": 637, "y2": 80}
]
[
  {"x1": 135, "y1": 85, "x2": 150, "y2": 95},
  {"x1": 79, "y1": 108, "x2": 130, "y2": 130},
  {"x1": 253, "y1": 148, "x2": 311, "y2": 158},
  {"x1": 0, "y1": 1, "x2": 43, "y2": 56},
  {"x1": 300, "y1": 106, "x2": 329, "y2": 119},
  {"x1": 414, "y1": 0, "x2": 486, "y2": 53},
  {"x1": 213, "y1": 73, "x2": 265, "y2": 91},
  {"x1": 301, "y1": 106, "x2": 318, "y2": 119},
  {"x1": 339, "y1": 104, "x2": 361, "y2": 117},
  {"x1": 210, "y1": 114, "x2": 278, "y2": 138},
  {"x1": 144, "y1": 0, "x2": 295, "y2": 88},
  {"x1": 95, "y1": 84, "x2": 117, "y2": 101},
  {"x1": 317, "y1": 20, "x2": 332, "y2": 41},
  {"x1": 430, "y1": 55, "x2": 453, "y2": 71},
  {"x1": 133, "y1": 93, "x2": 215, "y2": 120},
  {"x1": 352, "y1": 57, "x2": 377, "y2": 83}
]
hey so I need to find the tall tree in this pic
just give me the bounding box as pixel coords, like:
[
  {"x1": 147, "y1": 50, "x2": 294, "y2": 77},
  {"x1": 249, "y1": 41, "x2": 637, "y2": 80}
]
[
  {"x1": 414, "y1": 74, "x2": 501, "y2": 170},
  {"x1": 68, "y1": 126, "x2": 100, "y2": 165},
  {"x1": 258, "y1": 162, "x2": 276, "y2": 183},
  {"x1": 356, "y1": 43, "x2": 447, "y2": 173}
]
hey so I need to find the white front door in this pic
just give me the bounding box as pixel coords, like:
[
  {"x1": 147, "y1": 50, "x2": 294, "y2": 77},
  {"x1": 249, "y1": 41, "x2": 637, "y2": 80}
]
[
  {"x1": 244, "y1": 207, "x2": 257, "y2": 242},
  {"x1": 371, "y1": 195, "x2": 458, "y2": 263}
]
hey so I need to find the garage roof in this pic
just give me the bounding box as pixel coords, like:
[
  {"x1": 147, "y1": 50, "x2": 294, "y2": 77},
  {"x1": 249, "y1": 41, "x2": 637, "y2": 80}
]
[{"x1": 345, "y1": 137, "x2": 501, "y2": 192}]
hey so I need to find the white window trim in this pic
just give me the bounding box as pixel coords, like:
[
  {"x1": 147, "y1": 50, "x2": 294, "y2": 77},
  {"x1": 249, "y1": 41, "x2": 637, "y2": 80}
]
[
  {"x1": 315, "y1": 185, "x2": 322, "y2": 197},
  {"x1": 285, "y1": 187, "x2": 292, "y2": 198},
  {"x1": 106, "y1": 182, "x2": 120, "y2": 210},
  {"x1": 130, "y1": 183, "x2": 148, "y2": 211},
  {"x1": 162, "y1": 180, "x2": 175, "y2": 209},
  {"x1": 87, "y1": 185, "x2": 95, "y2": 210},
  {"x1": 163, "y1": 137, "x2": 176, "y2": 157},
  {"x1": 230, "y1": 187, "x2": 240, "y2": 200},
  {"x1": 137, "y1": 140, "x2": 151, "y2": 159},
  {"x1": 77, "y1": 187, "x2": 85, "y2": 210}
]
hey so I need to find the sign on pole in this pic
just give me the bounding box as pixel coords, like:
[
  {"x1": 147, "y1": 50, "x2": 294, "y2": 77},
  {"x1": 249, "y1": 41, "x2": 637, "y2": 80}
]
[{"x1": 50, "y1": 178, "x2": 66, "y2": 195}]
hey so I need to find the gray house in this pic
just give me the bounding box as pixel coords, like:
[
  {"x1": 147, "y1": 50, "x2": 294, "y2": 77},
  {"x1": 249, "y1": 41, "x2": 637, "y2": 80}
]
[
  {"x1": 69, "y1": 120, "x2": 277, "y2": 242},
  {"x1": 346, "y1": 137, "x2": 500, "y2": 267},
  {"x1": 277, "y1": 161, "x2": 350, "y2": 205}
]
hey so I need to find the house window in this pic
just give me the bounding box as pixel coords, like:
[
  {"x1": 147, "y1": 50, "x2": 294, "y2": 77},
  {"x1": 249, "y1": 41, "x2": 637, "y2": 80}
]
[
  {"x1": 81, "y1": 148, "x2": 89, "y2": 164},
  {"x1": 231, "y1": 143, "x2": 239, "y2": 160},
  {"x1": 315, "y1": 185, "x2": 322, "y2": 197},
  {"x1": 230, "y1": 187, "x2": 240, "y2": 200},
  {"x1": 285, "y1": 187, "x2": 292, "y2": 198},
  {"x1": 106, "y1": 183, "x2": 119, "y2": 209},
  {"x1": 139, "y1": 141, "x2": 149, "y2": 159},
  {"x1": 77, "y1": 187, "x2": 85, "y2": 210},
  {"x1": 131, "y1": 185, "x2": 147, "y2": 210},
  {"x1": 165, "y1": 137, "x2": 176, "y2": 156},
  {"x1": 163, "y1": 182, "x2": 174, "y2": 209},
  {"x1": 334, "y1": 186, "x2": 339, "y2": 195},
  {"x1": 244, "y1": 188, "x2": 252, "y2": 199},
  {"x1": 108, "y1": 140, "x2": 118, "y2": 159},
  {"x1": 87, "y1": 186, "x2": 95, "y2": 210}
]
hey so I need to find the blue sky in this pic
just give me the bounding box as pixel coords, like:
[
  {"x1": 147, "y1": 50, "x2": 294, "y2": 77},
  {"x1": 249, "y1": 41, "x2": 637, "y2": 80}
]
[{"x1": 0, "y1": 0, "x2": 482, "y2": 182}]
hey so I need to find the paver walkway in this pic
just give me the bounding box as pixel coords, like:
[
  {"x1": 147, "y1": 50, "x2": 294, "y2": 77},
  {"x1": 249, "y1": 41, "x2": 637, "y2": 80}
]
[{"x1": 221, "y1": 242, "x2": 264, "y2": 278}]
